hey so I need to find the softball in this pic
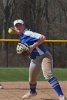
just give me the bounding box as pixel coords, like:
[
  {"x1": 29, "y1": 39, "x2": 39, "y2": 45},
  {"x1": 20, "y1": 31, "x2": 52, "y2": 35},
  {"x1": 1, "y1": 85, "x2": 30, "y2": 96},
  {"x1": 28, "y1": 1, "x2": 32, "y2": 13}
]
[{"x1": 8, "y1": 28, "x2": 15, "y2": 34}]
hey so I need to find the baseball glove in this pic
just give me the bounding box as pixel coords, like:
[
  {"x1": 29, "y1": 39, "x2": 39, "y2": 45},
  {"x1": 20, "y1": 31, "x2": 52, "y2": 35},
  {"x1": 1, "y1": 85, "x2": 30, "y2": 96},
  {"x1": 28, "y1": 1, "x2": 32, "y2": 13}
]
[{"x1": 16, "y1": 43, "x2": 30, "y2": 56}]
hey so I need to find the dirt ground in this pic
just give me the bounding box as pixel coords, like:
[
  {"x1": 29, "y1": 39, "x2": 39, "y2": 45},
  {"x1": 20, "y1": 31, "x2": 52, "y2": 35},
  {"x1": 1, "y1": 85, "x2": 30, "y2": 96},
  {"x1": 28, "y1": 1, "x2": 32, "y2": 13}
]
[{"x1": 0, "y1": 81, "x2": 67, "y2": 100}]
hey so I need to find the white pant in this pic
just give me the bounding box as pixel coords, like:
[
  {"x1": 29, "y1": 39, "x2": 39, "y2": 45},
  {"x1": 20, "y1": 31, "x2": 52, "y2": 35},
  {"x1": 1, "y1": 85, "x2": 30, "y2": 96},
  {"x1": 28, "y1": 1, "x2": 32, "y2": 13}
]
[{"x1": 29, "y1": 51, "x2": 53, "y2": 84}]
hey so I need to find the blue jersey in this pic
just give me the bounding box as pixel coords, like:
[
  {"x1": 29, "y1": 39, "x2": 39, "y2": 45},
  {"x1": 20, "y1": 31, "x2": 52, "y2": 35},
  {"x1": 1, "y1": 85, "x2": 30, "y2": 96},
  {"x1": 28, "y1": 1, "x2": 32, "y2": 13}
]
[{"x1": 19, "y1": 29, "x2": 47, "y2": 58}]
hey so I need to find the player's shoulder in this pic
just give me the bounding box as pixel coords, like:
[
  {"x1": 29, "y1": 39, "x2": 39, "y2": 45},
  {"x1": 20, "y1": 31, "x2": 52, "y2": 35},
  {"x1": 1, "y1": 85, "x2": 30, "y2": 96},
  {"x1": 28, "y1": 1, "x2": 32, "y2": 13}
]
[
  {"x1": 24, "y1": 29, "x2": 33, "y2": 35},
  {"x1": 24, "y1": 29, "x2": 42, "y2": 38}
]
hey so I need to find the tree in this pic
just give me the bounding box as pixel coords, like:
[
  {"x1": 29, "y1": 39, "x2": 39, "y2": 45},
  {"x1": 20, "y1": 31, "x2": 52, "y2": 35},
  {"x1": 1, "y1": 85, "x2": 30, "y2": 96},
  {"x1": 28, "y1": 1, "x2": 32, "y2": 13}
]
[
  {"x1": 2, "y1": 0, "x2": 15, "y2": 38},
  {"x1": 0, "y1": 0, "x2": 15, "y2": 50}
]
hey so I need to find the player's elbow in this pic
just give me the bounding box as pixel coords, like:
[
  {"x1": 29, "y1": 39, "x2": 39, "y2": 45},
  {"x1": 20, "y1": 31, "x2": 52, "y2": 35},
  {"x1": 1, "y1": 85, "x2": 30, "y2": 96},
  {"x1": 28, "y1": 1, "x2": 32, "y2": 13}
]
[
  {"x1": 42, "y1": 35, "x2": 46, "y2": 40},
  {"x1": 40, "y1": 35, "x2": 46, "y2": 41}
]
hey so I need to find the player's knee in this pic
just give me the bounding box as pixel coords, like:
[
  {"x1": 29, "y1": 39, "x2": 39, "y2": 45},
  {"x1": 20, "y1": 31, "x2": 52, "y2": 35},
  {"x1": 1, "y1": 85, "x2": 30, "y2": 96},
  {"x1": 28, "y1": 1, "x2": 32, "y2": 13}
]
[{"x1": 43, "y1": 71, "x2": 53, "y2": 80}]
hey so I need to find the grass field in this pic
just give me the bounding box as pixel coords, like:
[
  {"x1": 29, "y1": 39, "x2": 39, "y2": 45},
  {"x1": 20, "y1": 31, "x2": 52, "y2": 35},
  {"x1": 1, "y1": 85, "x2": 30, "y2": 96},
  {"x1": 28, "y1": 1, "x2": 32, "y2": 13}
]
[{"x1": 0, "y1": 68, "x2": 67, "y2": 81}]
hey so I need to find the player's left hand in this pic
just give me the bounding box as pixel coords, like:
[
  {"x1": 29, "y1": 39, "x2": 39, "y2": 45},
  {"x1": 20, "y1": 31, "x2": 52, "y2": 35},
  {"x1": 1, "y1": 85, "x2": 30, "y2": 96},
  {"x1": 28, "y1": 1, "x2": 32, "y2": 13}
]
[{"x1": 16, "y1": 43, "x2": 30, "y2": 56}]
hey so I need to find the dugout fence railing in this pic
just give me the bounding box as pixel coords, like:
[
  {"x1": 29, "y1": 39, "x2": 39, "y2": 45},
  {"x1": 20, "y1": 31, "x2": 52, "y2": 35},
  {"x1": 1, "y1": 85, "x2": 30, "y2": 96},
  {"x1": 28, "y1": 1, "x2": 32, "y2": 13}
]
[
  {"x1": 0, "y1": 39, "x2": 67, "y2": 42},
  {"x1": 0, "y1": 39, "x2": 67, "y2": 67}
]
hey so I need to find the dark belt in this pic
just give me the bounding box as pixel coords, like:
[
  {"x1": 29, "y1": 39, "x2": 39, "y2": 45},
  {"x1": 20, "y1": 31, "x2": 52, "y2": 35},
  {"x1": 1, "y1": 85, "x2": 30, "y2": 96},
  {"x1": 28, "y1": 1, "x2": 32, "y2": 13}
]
[{"x1": 30, "y1": 56, "x2": 36, "y2": 59}]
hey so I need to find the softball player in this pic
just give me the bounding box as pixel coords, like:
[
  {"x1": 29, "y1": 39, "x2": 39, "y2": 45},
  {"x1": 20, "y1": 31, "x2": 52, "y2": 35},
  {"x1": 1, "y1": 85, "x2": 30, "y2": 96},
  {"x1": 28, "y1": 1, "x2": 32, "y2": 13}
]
[{"x1": 13, "y1": 19, "x2": 66, "y2": 100}]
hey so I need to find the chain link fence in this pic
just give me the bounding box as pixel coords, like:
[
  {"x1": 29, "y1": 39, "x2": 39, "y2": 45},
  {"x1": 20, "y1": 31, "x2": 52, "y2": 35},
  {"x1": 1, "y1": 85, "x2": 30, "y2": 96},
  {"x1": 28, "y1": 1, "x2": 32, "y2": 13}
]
[{"x1": 0, "y1": 40, "x2": 67, "y2": 68}]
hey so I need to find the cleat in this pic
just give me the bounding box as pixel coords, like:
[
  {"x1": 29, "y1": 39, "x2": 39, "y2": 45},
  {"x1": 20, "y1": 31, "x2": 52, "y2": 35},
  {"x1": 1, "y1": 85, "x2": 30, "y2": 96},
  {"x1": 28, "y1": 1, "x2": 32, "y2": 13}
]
[
  {"x1": 59, "y1": 95, "x2": 67, "y2": 100},
  {"x1": 22, "y1": 91, "x2": 37, "y2": 99}
]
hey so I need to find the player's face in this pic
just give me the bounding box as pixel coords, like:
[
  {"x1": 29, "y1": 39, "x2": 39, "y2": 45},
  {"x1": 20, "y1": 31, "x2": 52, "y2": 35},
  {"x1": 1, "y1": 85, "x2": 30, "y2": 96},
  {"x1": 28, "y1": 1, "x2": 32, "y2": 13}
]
[{"x1": 14, "y1": 23, "x2": 25, "y2": 34}]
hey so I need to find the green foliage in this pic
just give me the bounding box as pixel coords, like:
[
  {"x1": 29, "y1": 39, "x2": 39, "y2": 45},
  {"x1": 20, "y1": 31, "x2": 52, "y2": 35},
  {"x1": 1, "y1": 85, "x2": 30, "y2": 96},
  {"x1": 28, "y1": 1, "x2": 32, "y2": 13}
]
[
  {"x1": 0, "y1": 68, "x2": 67, "y2": 81},
  {"x1": 53, "y1": 68, "x2": 67, "y2": 80},
  {"x1": 0, "y1": 68, "x2": 29, "y2": 81}
]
